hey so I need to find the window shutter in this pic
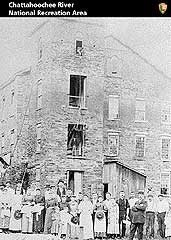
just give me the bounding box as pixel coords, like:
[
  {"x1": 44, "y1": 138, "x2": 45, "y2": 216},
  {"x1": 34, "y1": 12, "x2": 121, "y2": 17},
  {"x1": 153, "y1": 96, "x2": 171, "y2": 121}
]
[{"x1": 109, "y1": 95, "x2": 119, "y2": 120}]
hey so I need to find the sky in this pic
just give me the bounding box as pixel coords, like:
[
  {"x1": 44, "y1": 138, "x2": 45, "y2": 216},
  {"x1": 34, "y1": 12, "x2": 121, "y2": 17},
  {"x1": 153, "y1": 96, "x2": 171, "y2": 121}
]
[{"x1": 0, "y1": 18, "x2": 170, "y2": 85}]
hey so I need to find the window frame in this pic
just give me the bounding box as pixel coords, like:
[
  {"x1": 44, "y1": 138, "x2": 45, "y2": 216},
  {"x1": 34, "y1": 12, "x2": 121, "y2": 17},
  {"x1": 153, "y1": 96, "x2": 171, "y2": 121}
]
[
  {"x1": 135, "y1": 98, "x2": 146, "y2": 122},
  {"x1": 68, "y1": 74, "x2": 87, "y2": 109},
  {"x1": 135, "y1": 135, "x2": 146, "y2": 158},
  {"x1": 66, "y1": 170, "x2": 83, "y2": 195},
  {"x1": 76, "y1": 40, "x2": 83, "y2": 56},
  {"x1": 107, "y1": 132, "x2": 119, "y2": 156},
  {"x1": 67, "y1": 123, "x2": 85, "y2": 157},
  {"x1": 161, "y1": 136, "x2": 171, "y2": 162},
  {"x1": 108, "y1": 95, "x2": 120, "y2": 120},
  {"x1": 160, "y1": 171, "x2": 171, "y2": 195},
  {"x1": 161, "y1": 104, "x2": 171, "y2": 124}
]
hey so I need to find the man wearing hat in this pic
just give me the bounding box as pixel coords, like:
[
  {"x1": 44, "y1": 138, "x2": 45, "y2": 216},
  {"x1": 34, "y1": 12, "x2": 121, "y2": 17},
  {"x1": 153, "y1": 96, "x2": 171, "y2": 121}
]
[
  {"x1": 129, "y1": 190, "x2": 147, "y2": 240},
  {"x1": 146, "y1": 194, "x2": 157, "y2": 239},
  {"x1": 156, "y1": 194, "x2": 169, "y2": 238},
  {"x1": 56, "y1": 179, "x2": 66, "y2": 201}
]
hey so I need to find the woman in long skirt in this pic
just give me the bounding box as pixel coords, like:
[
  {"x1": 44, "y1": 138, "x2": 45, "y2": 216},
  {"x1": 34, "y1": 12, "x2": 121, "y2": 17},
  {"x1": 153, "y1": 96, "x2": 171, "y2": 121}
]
[
  {"x1": 94, "y1": 195, "x2": 107, "y2": 239},
  {"x1": 78, "y1": 195, "x2": 94, "y2": 240},
  {"x1": 69, "y1": 196, "x2": 80, "y2": 239},
  {"x1": 32, "y1": 188, "x2": 45, "y2": 233},
  {"x1": 44, "y1": 187, "x2": 59, "y2": 234},
  {"x1": 104, "y1": 194, "x2": 119, "y2": 238},
  {"x1": 59, "y1": 195, "x2": 71, "y2": 239},
  {"x1": 21, "y1": 188, "x2": 34, "y2": 233},
  {"x1": 51, "y1": 205, "x2": 61, "y2": 236},
  {"x1": 9, "y1": 186, "x2": 23, "y2": 232}
]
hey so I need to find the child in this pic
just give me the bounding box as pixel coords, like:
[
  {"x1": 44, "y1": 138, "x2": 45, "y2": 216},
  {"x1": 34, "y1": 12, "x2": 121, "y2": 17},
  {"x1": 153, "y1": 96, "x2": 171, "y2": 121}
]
[
  {"x1": 59, "y1": 195, "x2": 71, "y2": 239},
  {"x1": 51, "y1": 206, "x2": 61, "y2": 236}
]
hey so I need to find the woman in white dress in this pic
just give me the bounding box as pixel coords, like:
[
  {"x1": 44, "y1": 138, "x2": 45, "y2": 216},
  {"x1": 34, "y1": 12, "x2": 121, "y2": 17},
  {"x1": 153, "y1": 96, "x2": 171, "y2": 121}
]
[
  {"x1": 104, "y1": 193, "x2": 119, "y2": 238},
  {"x1": 78, "y1": 195, "x2": 94, "y2": 240},
  {"x1": 94, "y1": 195, "x2": 107, "y2": 239},
  {"x1": 9, "y1": 186, "x2": 23, "y2": 232}
]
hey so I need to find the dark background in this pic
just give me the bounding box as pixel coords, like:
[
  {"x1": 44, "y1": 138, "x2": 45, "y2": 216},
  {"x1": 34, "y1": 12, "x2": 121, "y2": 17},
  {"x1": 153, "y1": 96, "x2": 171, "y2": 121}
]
[{"x1": 2, "y1": 0, "x2": 171, "y2": 17}]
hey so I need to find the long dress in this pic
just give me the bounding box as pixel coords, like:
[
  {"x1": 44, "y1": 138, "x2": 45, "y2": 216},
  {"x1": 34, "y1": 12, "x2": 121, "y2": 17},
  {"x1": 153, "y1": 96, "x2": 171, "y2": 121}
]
[
  {"x1": 79, "y1": 200, "x2": 94, "y2": 240},
  {"x1": 59, "y1": 202, "x2": 71, "y2": 237},
  {"x1": 32, "y1": 194, "x2": 45, "y2": 233},
  {"x1": 104, "y1": 199, "x2": 119, "y2": 236},
  {"x1": 0, "y1": 191, "x2": 11, "y2": 231},
  {"x1": 69, "y1": 200, "x2": 79, "y2": 239},
  {"x1": 51, "y1": 206, "x2": 61, "y2": 235},
  {"x1": 21, "y1": 193, "x2": 34, "y2": 233},
  {"x1": 94, "y1": 201, "x2": 107, "y2": 238},
  {"x1": 44, "y1": 193, "x2": 58, "y2": 234},
  {"x1": 9, "y1": 193, "x2": 23, "y2": 231}
]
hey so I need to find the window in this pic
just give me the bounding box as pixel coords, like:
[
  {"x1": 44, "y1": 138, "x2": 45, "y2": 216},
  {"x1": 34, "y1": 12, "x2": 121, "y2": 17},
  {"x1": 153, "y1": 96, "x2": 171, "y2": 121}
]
[
  {"x1": 67, "y1": 124, "x2": 85, "y2": 157},
  {"x1": 108, "y1": 95, "x2": 119, "y2": 120},
  {"x1": 160, "y1": 172, "x2": 170, "y2": 195},
  {"x1": 36, "y1": 123, "x2": 41, "y2": 152},
  {"x1": 1, "y1": 133, "x2": 4, "y2": 154},
  {"x1": 69, "y1": 75, "x2": 86, "y2": 108},
  {"x1": 135, "y1": 99, "x2": 146, "y2": 122},
  {"x1": 37, "y1": 80, "x2": 42, "y2": 109},
  {"x1": 108, "y1": 133, "x2": 119, "y2": 156},
  {"x1": 10, "y1": 129, "x2": 15, "y2": 147},
  {"x1": 1, "y1": 96, "x2": 5, "y2": 120},
  {"x1": 76, "y1": 40, "x2": 83, "y2": 56},
  {"x1": 135, "y1": 136, "x2": 145, "y2": 158},
  {"x1": 11, "y1": 91, "x2": 14, "y2": 105},
  {"x1": 67, "y1": 170, "x2": 83, "y2": 196},
  {"x1": 161, "y1": 138, "x2": 170, "y2": 161},
  {"x1": 161, "y1": 105, "x2": 171, "y2": 123},
  {"x1": 38, "y1": 37, "x2": 43, "y2": 60}
]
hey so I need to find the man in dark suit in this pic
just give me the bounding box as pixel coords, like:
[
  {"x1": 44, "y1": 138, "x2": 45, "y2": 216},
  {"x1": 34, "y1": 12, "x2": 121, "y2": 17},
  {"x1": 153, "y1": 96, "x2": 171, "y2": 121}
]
[
  {"x1": 129, "y1": 190, "x2": 147, "y2": 240},
  {"x1": 116, "y1": 191, "x2": 130, "y2": 238}
]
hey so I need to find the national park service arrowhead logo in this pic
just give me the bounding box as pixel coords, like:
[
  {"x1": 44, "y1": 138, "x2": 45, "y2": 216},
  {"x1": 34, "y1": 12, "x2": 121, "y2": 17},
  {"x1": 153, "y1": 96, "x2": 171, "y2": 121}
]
[{"x1": 159, "y1": 2, "x2": 167, "y2": 14}]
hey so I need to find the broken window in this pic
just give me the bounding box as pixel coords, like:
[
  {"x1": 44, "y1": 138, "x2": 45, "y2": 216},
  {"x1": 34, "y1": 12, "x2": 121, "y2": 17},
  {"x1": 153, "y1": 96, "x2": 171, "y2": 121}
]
[
  {"x1": 161, "y1": 138, "x2": 170, "y2": 160},
  {"x1": 108, "y1": 133, "x2": 119, "y2": 156},
  {"x1": 135, "y1": 99, "x2": 146, "y2": 122},
  {"x1": 160, "y1": 172, "x2": 170, "y2": 195},
  {"x1": 135, "y1": 136, "x2": 145, "y2": 158},
  {"x1": 76, "y1": 40, "x2": 83, "y2": 56},
  {"x1": 67, "y1": 170, "x2": 83, "y2": 196},
  {"x1": 67, "y1": 124, "x2": 84, "y2": 156},
  {"x1": 69, "y1": 75, "x2": 86, "y2": 108}
]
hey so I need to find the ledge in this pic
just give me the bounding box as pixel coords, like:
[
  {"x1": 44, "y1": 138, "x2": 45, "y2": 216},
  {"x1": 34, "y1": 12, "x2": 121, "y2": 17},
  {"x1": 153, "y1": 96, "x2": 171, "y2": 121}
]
[{"x1": 67, "y1": 155, "x2": 87, "y2": 160}]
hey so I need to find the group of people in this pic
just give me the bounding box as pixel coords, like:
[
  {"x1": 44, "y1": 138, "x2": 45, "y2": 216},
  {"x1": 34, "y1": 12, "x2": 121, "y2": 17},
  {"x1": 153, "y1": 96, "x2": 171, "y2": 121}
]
[{"x1": 0, "y1": 179, "x2": 171, "y2": 240}]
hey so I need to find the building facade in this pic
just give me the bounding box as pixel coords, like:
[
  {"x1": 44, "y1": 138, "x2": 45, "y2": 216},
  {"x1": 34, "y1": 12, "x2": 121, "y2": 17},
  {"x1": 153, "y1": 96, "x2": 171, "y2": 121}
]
[{"x1": 0, "y1": 18, "x2": 170, "y2": 197}]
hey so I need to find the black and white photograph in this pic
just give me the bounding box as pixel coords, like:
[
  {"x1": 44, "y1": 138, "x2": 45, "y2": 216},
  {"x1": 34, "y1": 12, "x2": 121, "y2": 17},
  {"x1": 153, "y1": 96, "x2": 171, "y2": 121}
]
[{"x1": 0, "y1": 17, "x2": 171, "y2": 240}]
